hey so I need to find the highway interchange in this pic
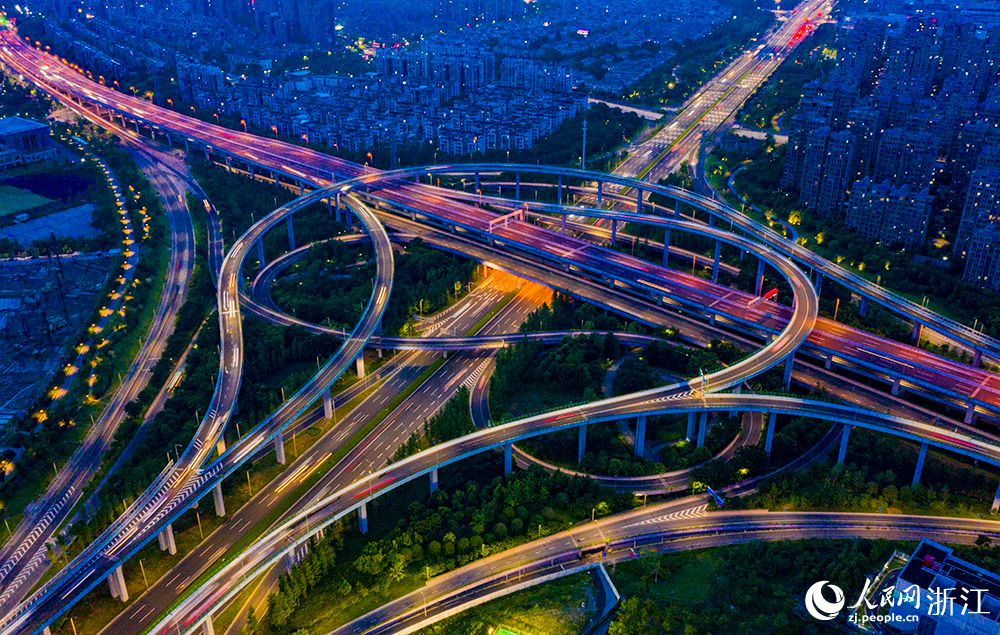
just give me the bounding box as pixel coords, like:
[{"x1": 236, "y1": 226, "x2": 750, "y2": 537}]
[{"x1": 3, "y1": 2, "x2": 1000, "y2": 633}]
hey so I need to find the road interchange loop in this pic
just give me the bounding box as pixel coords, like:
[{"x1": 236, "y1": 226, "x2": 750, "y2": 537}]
[
  {"x1": 0, "y1": 187, "x2": 392, "y2": 635},
  {"x1": 143, "y1": 170, "x2": 1000, "y2": 635}
]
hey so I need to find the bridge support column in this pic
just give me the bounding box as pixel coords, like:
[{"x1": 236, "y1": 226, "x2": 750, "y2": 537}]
[
  {"x1": 334, "y1": 193, "x2": 342, "y2": 224},
  {"x1": 635, "y1": 416, "x2": 647, "y2": 457},
  {"x1": 764, "y1": 413, "x2": 777, "y2": 455},
  {"x1": 837, "y1": 425, "x2": 851, "y2": 465},
  {"x1": 783, "y1": 354, "x2": 794, "y2": 391},
  {"x1": 184, "y1": 138, "x2": 190, "y2": 153},
  {"x1": 891, "y1": 376, "x2": 902, "y2": 396},
  {"x1": 561, "y1": 213, "x2": 566, "y2": 234},
  {"x1": 597, "y1": 180, "x2": 603, "y2": 206},
  {"x1": 225, "y1": 156, "x2": 232, "y2": 173},
  {"x1": 814, "y1": 272, "x2": 823, "y2": 298},
  {"x1": 109, "y1": 565, "x2": 128, "y2": 602},
  {"x1": 686, "y1": 412, "x2": 696, "y2": 442},
  {"x1": 504, "y1": 443, "x2": 512, "y2": 475},
  {"x1": 755, "y1": 259, "x2": 765, "y2": 296},
  {"x1": 42, "y1": 628, "x2": 51, "y2": 635},
  {"x1": 299, "y1": 181, "x2": 305, "y2": 196},
  {"x1": 474, "y1": 170, "x2": 480, "y2": 195},
  {"x1": 557, "y1": 175, "x2": 562, "y2": 207},
  {"x1": 323, "y1": 387, "x2": 333, "y2": 419},
  {"x1": 974, "y1": 350, "x2": 983, "y2": 368},
  {"x1": 636, "y1": 189, "x2": 643, "y2": 214},
  {"x1": 662, "y1": 228, "x2": 670, "y2": 266},
  {"x1": 157, "y1": 524, "x2": 177, "y2": 555},
  {"x1": 202, "y1": 615, "x2": 215, "y2": 635},
  {"x1": 430, "y1": 468, "x2": 438, "y2": 494},
  {"x1": 213, "y1": 483, "x2": 226, "y2": 517},
  {"x1": 287, "y1": 215, "x2": 295, "y2": 251},
  {"x1": 729, "y1": 384, "x2": 740, "y2": 416},
  {"x1": 912, "y1": 441, "x2": 928, "y2": 486},
  {"x1": 825, "y1": 353, "x2": 833, "y2": 370},
  {"x1": 712, "y1": 241, "x2": 721, "y2": 283},
  {"x1": 216, "y1": 438, "x2": 227, "y2": 457},
  {"x1": 275, "y1": 429, "x2": 286, "y2": 465},
  {"x1": 697, "y1": 412, "x2": 708, "y2": 448},
  {"x1": 859, "y1": 296, "x2": 868, "y2": 316},
  {"x1": 249, "y1": 165, "x2": 255, "y2": 179},
  {"x1": 965, "y1": 403, "x2": 976, "y2": 424},
  {"x1": 611, "y1": 219, "x2": 617, "y2": 246},
  {"x1": 578, "y1": 426, "x2": 587, "y2": 463},
  {"x1": 993, "y1": 482, "x2": 1000, "y2": 513},
  {"x1": 515, "y1": 172, "x2": 520, "y2": 200},
  {"x1": 256, "y1": 239, "x2": 265, "y2": 267},
  {"x1": 358, "y1": 502, "x2": 368, "y2": 534},
  {"x1": 356, "y1": 356, "x2": 366, "y2": 379},
  {"x1": 911, "y1": 323, "x2": 922, "y2": 344}
]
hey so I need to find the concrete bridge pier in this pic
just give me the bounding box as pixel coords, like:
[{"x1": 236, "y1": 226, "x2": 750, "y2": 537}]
[
  {"x1": 764, "y1": 413, "x2": 777, "y2": 455},
  {"x1": 891, "y1": 376, "x2": 902, "y2": 396},
  {"x1": 108, "y1": 565, "x2": 128, "y2": 602},
  {"x1": 912, "y1": 441, "x2": 928, "y2": 486},
  {"x1": 992, "y1": 482, "x2": 1000, "y2": 513},
  {"x1": 686, "y1": 412, "x2": 696, "y2": 442},
  {"x1": 356, "y1": 356, "x2": 366, "y2": 379},
  {"x1": 662, "y1": 228, "x2": 671, "y2": 266},
  {"x1": 578, "y1": 426, "x2": 587, "y2": 463},
  {"x1": 597, "y1": 180, "x2": 603, "y2": 206},
  {"x1": 225, "y1": 156, "x2": 232, "y2": 173},
  {"x1": 974, "y1": 350, "x2": 983, "y2": 368},
  {"x1": 323, "y1": 387, "x2": 333, "y2": 419},
  {"x1": 696, "y1": 412, "x2": 707, "y2": 448},
  {"x1": 213, "y1": 483, "x2": 226, "y2": 517},
  {"x1": 911, "y1": 323, "x2": 922, "y2": 344},
  {"x1": 201, "y1": 615, "x2": 215, "y2": 635},
  {"x1": 636, "y1": 189, "x2": 643, "y2": 214},
  {"x1": 557, "y1": 175, "x2": 562, "y2": 207},
  {"x1": 287, "y1": 215, "x2": 295, "y2": 250},
  {"x1": 430, "y1": 468, "x2": 439, "y2": 493},
  {"x1": 256, "y1": 240, "x2": 266, "y2": 268},
  {"x1": 965, "y1": 403, "x2": 976, "y2": 425},
  {"x1": 837, "y1": 425, "x2": 852, "y2": 465},
  {"x1": 635, "y1": 416, "x2": 647, "y2": 457},
  {"x1": 859, "y1": 296, "x2": 868, "y2": 316},
  {"x1": 783, "y1": 354, "x2": 794, "y2": 391},
  {"x1": 358, "y1": 502, "x2": 368, "y2": 534},
  {"x1": 611, "y1": 219, "x2": 617, "y2": 246},
  {"x1": 515, "y1": 172, "x2": 520, "y2": 200},
  {"x1": 216, "y1": 438, "x2": 227, "y2": 457},
  {"x1": 275, "y1": 429, "x2": 286, "y2": 465},
  {"x1": 755, "y1": 259, "x2": 765, "y2": 296},
  {"x1": 503, "y1": 443, "x2": 513, "y2": 475},
  {"x1": 157, "y1": 524, "x2": 177, "y2": 555},
  {"x1": 712, "y1": 241, "x2": 721, "y2": 283}
]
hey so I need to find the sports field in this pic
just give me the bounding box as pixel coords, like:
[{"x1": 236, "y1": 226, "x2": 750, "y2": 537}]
[{"x1": 0, "y1": 184, "x2": 52, "y2": 216}]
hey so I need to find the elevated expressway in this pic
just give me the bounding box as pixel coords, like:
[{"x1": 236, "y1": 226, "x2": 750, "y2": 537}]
[
  {"x1": 0, "y1": 150, "x2": 823, "y2": 634},
  {"x1": 138, "y1": 172, "x2": 994, "y2": 635},
  {"x1": 3, "y1": 28, "x2": 1000, "y2": 635}
]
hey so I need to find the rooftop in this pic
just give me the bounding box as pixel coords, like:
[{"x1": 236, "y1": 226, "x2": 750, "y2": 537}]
[{"x1": 0, "y1": 117, "x2": 48, "y2": 136}]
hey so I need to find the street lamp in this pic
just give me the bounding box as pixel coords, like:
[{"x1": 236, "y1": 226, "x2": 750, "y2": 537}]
[
  {"x1": 213, "y1": 113, "x2": 219, "y2": 124},
  {"x1": 240, "y1": 119, "x2": 247, "y2": 132}
]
